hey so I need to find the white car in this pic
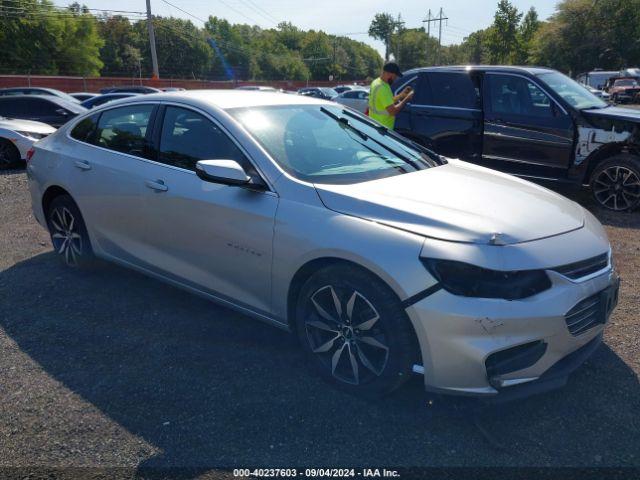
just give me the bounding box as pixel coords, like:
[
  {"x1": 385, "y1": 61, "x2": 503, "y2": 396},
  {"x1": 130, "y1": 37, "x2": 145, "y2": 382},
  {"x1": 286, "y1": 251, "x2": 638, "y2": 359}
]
[
  {"x1": 0, "y1": 116, "x2": 55, "y2": 168},
  {"x1": 27, "y1": 91, "x2": 619, "y2": 399},
  {"x1": 332, "y1": 89, "x2": 369, "y2": 113}
]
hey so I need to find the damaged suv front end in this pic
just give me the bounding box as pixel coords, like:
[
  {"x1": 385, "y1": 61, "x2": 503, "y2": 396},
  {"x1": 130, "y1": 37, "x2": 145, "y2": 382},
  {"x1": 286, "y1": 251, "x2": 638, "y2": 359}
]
[{"x1": 538, "y1": 71, "x2": 640, "y2": 211}]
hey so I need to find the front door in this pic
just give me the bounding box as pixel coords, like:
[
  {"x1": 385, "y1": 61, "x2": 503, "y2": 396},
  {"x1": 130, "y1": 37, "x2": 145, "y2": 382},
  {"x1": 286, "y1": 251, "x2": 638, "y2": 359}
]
[
  {"x1": 482, "y1": 73, "x2": 574, "y2": 178},
  {"x1": 140, "y1": 105, "x2": 278, "y2": 314}
]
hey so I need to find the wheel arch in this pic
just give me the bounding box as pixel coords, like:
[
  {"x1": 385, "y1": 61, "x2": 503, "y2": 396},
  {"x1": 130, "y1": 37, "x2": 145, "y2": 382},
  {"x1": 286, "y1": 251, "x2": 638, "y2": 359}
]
[
  {"x1": 42, "y1": 185, "x2": 72, "y2": 217},
  {"x1": 583, "y1": 143, "x2": 640, "y2": 184},
  {"x1": 285, "y1": 257, "x2": 423, "y2": 362},
  {"x1": 0, "y1": 136, "x2": 21, "y2": 162}
]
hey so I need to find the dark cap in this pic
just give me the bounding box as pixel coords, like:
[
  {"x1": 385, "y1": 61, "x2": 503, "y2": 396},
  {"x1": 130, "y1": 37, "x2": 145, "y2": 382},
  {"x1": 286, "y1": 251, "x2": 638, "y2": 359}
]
[{"x1": 383, "y1": 61, "x2": 403, "y2": 77}]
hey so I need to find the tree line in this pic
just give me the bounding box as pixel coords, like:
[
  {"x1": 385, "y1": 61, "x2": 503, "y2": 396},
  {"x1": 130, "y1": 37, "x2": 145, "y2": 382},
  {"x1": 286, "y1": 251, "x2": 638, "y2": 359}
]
[
  {"x1": 371, "y1": 0, "x2": 640, "y2": 75},
  {"x1": 1, "y1": 0, "x2": 639, "y2": 81},
  {"x1": 0, "y1": 0, "x2": 382, "y2": 80}
]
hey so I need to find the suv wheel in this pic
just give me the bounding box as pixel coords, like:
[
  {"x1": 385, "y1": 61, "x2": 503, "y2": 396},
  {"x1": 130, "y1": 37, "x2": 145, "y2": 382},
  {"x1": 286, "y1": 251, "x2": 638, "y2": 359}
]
[
  {"x1": 46, "y1": 195, "x2": 94, "y2": 267},
  {"x1": 295, "y1": 264, "x2": 418, "y2": 396},
  {"x1": 590, "y1": 154, "x2": 640, "y2": 211},
  {"x1": 0, "y1": 139, "x2": 20, "y2": 169}
]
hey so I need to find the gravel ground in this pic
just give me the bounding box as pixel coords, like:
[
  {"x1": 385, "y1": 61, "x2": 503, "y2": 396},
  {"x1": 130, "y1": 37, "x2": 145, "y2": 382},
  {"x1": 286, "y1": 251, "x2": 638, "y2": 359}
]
[{"x1": 0, "y1": 169, "x2": 638, "y2": 474}]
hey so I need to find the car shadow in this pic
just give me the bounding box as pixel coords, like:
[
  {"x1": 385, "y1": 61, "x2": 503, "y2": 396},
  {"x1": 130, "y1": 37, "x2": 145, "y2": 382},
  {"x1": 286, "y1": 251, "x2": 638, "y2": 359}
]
[{"x1": 0, "y1": 252, "x2": 638, "y2": 470}]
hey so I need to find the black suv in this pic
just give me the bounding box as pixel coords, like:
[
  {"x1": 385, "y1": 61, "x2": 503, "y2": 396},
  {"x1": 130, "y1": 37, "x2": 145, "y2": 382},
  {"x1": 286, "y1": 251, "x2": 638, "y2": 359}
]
[{"x1": 393, "y1": 66, "x2": 640, "y2": 211}]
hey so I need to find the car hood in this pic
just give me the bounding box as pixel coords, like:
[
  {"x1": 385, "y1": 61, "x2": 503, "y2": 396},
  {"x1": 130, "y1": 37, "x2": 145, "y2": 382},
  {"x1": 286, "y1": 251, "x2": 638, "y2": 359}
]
[
  {"x1": 0, "y1": 117, "x2": 56, "y2": 134},
  {"x1": 582, "y1": 106, "x2": 640, "y2": 123},
  {"x1": 314, "y1": 160, "x2": 585, "y2": 245}
]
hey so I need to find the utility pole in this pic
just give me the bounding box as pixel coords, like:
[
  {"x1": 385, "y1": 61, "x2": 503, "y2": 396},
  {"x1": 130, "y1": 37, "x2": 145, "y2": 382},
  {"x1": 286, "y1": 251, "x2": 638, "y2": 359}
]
[
  {"x1": 422, "y1": 9, "x2": 432, "y2": 65},
  {"x1": 146, "y1": 0, "x2": 160, "y2": 79},
  {"x1": 423, "y1": 8, "x2": 448, "y2": 65}
]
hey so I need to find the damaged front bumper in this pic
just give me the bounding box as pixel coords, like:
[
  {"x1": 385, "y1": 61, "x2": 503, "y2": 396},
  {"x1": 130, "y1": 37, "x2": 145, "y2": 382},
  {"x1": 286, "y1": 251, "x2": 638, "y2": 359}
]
[{"x1": 406, "y1": 261, "x2": 619, "y2": 399}]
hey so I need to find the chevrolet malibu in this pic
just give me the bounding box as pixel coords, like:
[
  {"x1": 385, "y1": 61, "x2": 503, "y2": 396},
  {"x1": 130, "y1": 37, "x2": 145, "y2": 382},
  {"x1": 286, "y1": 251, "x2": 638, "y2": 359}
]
[{"x1": 26, "y1": 91, "x2": 619, "y2": 399}]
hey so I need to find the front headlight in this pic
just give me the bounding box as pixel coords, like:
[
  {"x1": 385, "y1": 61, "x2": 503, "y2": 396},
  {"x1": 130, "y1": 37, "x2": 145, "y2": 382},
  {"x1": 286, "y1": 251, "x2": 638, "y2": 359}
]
[
  {"x1": 422, "y1": 258, "x2": 551, "y2": 300},
  {"x1": 16, "y1": 131, "x2": 47, "y2": 140}
]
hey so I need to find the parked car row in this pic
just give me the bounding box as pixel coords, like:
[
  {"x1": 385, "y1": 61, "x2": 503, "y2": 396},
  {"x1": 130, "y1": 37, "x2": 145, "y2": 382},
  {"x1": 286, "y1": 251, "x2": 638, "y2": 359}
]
[
  {"x1": 576, "y1": 68, "x2": 640, "y2": 104},
  {"x1": 0, "y1": 86, "x2": 169, "y2": 165}
]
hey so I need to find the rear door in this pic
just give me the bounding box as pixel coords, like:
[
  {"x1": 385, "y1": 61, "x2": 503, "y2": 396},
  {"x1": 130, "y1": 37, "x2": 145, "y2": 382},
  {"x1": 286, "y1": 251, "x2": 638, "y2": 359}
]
[
  {"x1": 66, "y1": 103, "x2": 157, "y2": 265},
  {"x1": 395, "y1": 71, "x2": 483, "y2": 160},
  {"x1": 139, "y1": 104, "x2": 278, "y2": 313},
  {"x1": 482, "y1": 73, "x2": 574, "y2": 176}
]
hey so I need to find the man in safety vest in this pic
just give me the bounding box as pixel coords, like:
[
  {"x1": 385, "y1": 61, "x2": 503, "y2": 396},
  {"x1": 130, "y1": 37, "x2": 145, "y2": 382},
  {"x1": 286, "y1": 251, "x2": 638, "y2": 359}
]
[{"x1": 368, "y1": 61, "x2": 414, "y2": 130}]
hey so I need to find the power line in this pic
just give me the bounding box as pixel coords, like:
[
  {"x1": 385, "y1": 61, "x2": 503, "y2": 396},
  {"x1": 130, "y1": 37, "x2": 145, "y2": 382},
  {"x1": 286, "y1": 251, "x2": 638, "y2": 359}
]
[
  {"x1": 2, "y1": 0, "x2": 146, "y2": 15},
  {"x1": 242, "y1": 0, "x2": 279, "y2": 24},
  {"x1": 236, "y1": 0, "x2": 279, "y2": 26},
  {"x1": 159, "y1": 0, "x2": 208, "y2": 24}
]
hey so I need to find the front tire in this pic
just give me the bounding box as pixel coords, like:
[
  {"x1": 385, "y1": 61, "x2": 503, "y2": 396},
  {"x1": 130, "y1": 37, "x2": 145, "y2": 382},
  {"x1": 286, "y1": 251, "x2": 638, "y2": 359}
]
[
  {"x1": 590, "y1": 154, "x2": 640, "y2": 211},
  {"x1": 295, "y1": 264, "x2": 418, "y2": 396},
  {"x1": 46, "y1": 195, "x2": 94, "y2": 267}
]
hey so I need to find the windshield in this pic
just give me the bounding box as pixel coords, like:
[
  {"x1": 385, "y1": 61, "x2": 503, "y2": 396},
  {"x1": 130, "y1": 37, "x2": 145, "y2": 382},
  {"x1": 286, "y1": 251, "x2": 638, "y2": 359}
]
[
  {"x1": 615, "y1": 79, "x2": 638, "y2": 87},
  {"x1": 586, "y1": 72, "x2": 618, "y2": 89},
  {"x1": 320, "y1": 88, "x2": 338, "y2": 97},
  {"x1": 229, "y1": 104, "x2": 439, "y2": 184},
  {"x1": 538, "y1": 71, "x2": 607, "y2": 110}
]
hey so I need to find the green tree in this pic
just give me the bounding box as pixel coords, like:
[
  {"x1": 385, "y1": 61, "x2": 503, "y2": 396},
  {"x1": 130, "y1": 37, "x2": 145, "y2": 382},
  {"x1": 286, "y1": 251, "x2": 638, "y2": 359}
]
[
  {"x1": 530, "y1": 0, "x2": 640, "y2": 74},
  {"x1": 368, "y1": 12, "x2": 396, "y2": 61},
  {"x1": 515, "y1": 7, "x2": 540, "y2": 64},
  {"x1": 0, "y1": 0, "x2": 102, "y2": 75},
  {"x1": 486, "y1": 0, "x2": 523, "y2": 63},
  {"x1": 98, "y1": 16, "x2": 140, "y2": 76}
]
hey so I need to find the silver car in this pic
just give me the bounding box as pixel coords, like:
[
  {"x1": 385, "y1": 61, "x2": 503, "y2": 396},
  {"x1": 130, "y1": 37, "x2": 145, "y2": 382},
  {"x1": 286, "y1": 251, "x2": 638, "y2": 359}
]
[
  {"x1": 332, "y1": 88, "x2": 369, "y2": 113},
  {"x1": 27, "y1": 91, "x2": 619, "y2": 399}
]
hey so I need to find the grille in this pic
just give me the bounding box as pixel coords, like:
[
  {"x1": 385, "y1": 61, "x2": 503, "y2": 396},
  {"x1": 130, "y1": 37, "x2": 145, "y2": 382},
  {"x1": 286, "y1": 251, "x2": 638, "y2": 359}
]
[
  {"x1": 565, "y1": 293, "x2": 604, "y2": 336},
  {"x1": 552, "y1": 253, "x2": 609, "y2": 280}
]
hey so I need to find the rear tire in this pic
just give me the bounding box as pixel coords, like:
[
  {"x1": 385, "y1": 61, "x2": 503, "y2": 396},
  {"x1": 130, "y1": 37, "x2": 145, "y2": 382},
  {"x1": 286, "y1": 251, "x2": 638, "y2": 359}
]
[
  {"x1": 46, "y1": 195, "x2": 94, "y2": 268},
  {"x1": 294, "y1": 264, "x2": 419, "y2": 397},
  {"x1": 590, "y1": 154, "x2": 640, "y2": 211},
  {"x1": 0, "y1": 138, "x2": 20, "y2": 169}
]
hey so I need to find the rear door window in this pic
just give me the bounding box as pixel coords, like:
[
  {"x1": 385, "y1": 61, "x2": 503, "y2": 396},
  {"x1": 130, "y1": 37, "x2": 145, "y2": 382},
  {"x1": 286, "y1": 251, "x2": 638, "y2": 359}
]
[
  {"x1": 0, "y1": 98, "x2": 24, "y2": 117},
  {"x1": 425, "y1": 72, "x2": 479, "y2": 109},
  {"x1": 70, "y1": 114, "x2": 100, "y2": 143},
  {"x1": 26, "y1": 98, "x2": 59, "y2": 116},
  {"x1": 95, "y1": 104, "x2": 154, "y2": 158}
]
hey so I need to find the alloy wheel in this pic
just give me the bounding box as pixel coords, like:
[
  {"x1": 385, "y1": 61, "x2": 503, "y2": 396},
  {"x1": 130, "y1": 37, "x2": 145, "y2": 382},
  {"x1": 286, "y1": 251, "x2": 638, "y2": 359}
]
[
  {"x1": 49, "y1": 206, "x2": 83, "y2": 266},
  {"x1": 304, "y1": 285, "x2": 389, "y2": 385},
  {"x1": 593, "y1": 165, "x2": 640, "y2": 211}
]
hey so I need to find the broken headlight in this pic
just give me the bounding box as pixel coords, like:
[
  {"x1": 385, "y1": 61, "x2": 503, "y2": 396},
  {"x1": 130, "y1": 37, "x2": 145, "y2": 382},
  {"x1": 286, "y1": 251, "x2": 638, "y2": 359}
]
[{"x1": 422, "y1": 258, "x2": 551, "y2": 300}]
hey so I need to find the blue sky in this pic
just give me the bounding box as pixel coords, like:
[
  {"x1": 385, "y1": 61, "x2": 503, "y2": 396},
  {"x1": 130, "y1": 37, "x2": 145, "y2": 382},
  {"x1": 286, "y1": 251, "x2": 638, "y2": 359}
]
[{"x1": 55, "y1": 0, "x2": 560, "y2": 56}]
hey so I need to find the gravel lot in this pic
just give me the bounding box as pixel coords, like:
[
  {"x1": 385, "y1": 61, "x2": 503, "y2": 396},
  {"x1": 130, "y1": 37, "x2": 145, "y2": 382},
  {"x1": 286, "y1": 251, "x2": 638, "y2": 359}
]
[{"x1": 0, "y1": 168, "x2": 638, "y2": 474}]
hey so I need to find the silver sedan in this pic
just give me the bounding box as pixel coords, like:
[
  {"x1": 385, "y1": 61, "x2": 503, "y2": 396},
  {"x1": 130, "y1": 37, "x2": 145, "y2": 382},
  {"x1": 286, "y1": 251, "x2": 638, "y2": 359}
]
[{"x1": 26, "y1": 91, "x2": 619, "y2": 399}]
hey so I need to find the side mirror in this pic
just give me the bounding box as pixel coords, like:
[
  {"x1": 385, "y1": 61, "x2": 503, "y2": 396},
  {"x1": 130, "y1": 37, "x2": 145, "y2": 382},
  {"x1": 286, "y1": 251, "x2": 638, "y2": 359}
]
[
  {"x1": 56, "y1": 108, "x2": 69, "y2": 116},
  {"x1": 195, "y1": 159, "x2": 250, "y2": 186}
]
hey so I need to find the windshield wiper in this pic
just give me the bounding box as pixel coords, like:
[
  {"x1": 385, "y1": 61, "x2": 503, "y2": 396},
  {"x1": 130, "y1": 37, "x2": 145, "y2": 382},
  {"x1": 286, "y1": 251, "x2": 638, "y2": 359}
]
[
  {"x1": 320, "y1": 106, "x2": 368, "y2": 140},
  {"x1": 339, "y1": 108, "x2": 445, "y2": 165},
  {"x1": 320, "y1": 107, "x2": 421, "y2": 170}
]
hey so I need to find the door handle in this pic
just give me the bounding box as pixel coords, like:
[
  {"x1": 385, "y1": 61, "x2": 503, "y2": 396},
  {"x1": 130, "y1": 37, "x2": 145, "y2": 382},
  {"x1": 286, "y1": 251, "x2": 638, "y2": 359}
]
[
  {"x1": 74, "y1": 160, "x2": 91, "y2": 171},
  {"x1": 145, "y1": 179, "x2": 168, "y2": 192}
]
